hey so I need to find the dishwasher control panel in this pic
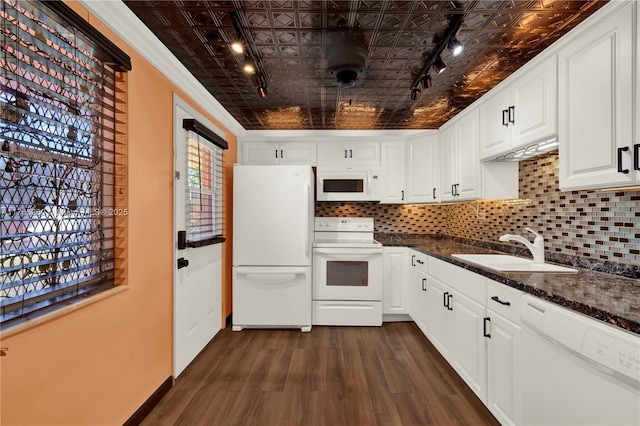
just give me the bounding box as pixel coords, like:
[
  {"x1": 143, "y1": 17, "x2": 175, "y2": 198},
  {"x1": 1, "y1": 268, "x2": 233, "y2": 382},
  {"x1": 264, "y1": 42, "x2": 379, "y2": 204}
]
[{"x1": 582, "y1": 327, "x2": 640, "y2": 382}]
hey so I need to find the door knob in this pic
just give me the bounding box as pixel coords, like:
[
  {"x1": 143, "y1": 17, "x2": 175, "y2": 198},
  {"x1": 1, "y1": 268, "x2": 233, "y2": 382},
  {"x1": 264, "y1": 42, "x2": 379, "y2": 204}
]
[{"x1": 177, "y1": 257, "x2": 189, "y2": 269}]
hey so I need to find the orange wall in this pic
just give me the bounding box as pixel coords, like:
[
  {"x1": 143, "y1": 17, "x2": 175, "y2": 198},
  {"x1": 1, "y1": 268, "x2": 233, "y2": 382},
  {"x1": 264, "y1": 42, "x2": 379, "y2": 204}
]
[{"x1": 0, "y1": 2, "x2": 236, "y2": 424}]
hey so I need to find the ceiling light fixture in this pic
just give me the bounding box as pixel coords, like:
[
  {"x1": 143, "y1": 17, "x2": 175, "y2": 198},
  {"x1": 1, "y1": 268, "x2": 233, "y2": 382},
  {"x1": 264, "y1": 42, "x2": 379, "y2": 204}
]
[
  {"x1": 448, "y1": 37, "x2": 464, "y2": 56},
  {"x1": 326, "y1": 19, "x2": 368, "y2": 89}
]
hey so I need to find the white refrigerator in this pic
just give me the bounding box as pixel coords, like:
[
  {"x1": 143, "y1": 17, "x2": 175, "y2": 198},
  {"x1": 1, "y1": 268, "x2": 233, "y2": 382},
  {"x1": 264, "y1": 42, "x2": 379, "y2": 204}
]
[{"x1": 232, "y1": 164, "x2": 314, "y2": 332}]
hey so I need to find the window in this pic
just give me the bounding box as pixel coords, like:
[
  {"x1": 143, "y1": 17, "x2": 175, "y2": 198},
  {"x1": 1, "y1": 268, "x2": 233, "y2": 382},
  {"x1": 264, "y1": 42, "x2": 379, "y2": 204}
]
[
  {"x1": 0, "y1": 0, "x2": 130, "y2": 329},
  {"x1": 183, "y1": 119, "x2": 227, "y2": 246}
]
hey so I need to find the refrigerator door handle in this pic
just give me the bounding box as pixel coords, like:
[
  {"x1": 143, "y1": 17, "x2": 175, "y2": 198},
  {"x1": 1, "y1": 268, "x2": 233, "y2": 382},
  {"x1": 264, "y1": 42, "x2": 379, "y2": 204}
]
[{"x1": 304, "y1": 183, "x2": 311, "y2": 256}]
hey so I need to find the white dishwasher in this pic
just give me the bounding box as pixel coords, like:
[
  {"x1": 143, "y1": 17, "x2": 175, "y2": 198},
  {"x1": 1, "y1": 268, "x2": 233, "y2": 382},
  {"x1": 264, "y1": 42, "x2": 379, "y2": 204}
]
[{"x1": 520, "y1": 295, "x2": 640, "y2": 426}]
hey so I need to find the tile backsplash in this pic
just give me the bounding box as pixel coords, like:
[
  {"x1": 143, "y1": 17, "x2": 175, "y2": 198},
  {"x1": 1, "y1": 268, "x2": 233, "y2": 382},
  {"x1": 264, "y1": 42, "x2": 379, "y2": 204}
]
[{"x1": 316, "y1": 153, "x2": 640, "y2": 267}]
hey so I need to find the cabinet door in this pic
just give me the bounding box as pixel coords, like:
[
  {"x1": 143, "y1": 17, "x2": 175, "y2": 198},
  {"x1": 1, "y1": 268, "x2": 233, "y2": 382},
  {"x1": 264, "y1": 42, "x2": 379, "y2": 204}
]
[
  {"x1": 280, "y1": 142, "x2": 316, "y2": 166},
  {"x1": 317, "y1": 141, "x2": 348, "y2": 165},
  {"x1": 439, "y1": 126, "x2": 457, "y2": 202},
  {"x1": 380, "y1": 141, "x2": 406, "y2": 204},
  {"x1": 383, "y1": 247, "x2": 408, "y2": 315},
  {"x1": 479, "y1": 88, "x2": 512, "y2": 160},
  {"x1": 449, "y1": 289, "x2": 487, "y2": 404},
  {"x1": 511, "y1": 55, "x2": 557, "y2": 150},
  {"x1": 242, "y1": 141, "x2": 279, "y2": 165},
  {"x1": 456, "y1": 108, "x2": 481, "y2": 201},
  {"x1": 559, "y1": 2, "x2": 635, "y2": 190},
  {"x1": 487, "y1": 311, "x2": 521, "y2": 426},
  {"x1": 407, "y1": 134, "x2": 440, "y2": 203},
  {"x1": 407, "y1": 253, "x2": 419, "y2": 321},
  {"x1": 349, "y1": 142, "x2": 381, "y2": 166},
  {"x1": 425, "y1": 275, "x2": 450, "y2": 359}
]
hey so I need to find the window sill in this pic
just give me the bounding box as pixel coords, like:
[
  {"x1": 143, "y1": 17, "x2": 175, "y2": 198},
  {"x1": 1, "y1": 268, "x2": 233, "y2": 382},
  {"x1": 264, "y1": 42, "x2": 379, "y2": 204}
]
[{"x1": 0, "y1": 285, "x2": 129, "y2": 339}]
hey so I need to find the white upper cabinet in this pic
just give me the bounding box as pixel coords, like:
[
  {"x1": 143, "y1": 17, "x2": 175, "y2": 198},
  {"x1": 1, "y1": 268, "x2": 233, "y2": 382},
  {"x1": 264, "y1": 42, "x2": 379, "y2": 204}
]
[
  {"x1": 559, "y1": 1, "x2": 637, "y2": 190},
  {"x1": 479, "y1": 87, "x2": 512, "y2": 159},
  {"x1": 380, "y1": 141, "x2": 407, "y2": 204},
  {"x1": 440, "y1": 108, "x2": 481, "y2": 202},
  {"x1": 479, "y1": 56, "x2": 557, "y2": 160},
  {"x1": 242, "y1": 141, "x2": 316, "y2": 165},
  {"x1": 317, "y1": 141, "x2": 381, "y2": 166},
  {"x1": 406, "y1": 133, "x2": 440, "y2": 203}
]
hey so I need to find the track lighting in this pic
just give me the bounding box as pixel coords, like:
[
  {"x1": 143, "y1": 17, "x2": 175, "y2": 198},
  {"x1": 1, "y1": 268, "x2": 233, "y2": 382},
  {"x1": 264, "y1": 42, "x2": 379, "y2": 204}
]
[
  {"x1": 409, "y1": 13, "x2": 464, "y2": 97},
  {"x1": 230, "y1": 10, "x2": 269, "y2": 96},
  {"x1": 448, "y1": 37, "x2": 464, "y2": 56},
  {"x1": 410, "y1": 87, "x2": 421, "y2": 101},
  {"x1": 432, "y1": 57, "x2": 446, "y2": 75}
]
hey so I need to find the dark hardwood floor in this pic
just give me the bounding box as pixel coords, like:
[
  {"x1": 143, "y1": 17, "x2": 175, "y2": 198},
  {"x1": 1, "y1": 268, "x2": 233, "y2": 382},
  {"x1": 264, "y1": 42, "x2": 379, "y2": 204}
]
[{"x1": 142, "y1": 322, "x2": 500, "y2": 426}]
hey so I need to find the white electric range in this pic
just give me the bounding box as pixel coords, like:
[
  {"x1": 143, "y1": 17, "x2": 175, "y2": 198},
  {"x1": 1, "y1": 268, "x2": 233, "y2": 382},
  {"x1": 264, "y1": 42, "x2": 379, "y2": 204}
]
[{"x1": 312, "y1": 217, "x2": 383, "y2": 326}]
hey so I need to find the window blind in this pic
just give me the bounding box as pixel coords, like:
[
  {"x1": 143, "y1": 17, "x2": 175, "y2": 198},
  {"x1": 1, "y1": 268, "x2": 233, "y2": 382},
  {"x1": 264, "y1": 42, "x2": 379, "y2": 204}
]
[
  {"x1": 183, "y1": 119, "x2": 226, "y2": 246},
  {"x1": 0, "y1": 0, "x2": 129, "y2": 328}
]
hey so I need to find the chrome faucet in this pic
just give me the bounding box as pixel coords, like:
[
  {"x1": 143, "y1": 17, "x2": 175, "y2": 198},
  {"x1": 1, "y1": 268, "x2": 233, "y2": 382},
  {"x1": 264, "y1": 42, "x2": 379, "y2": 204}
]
[{"x1": 499, "y1": 228, "x2": 545, "y2": 264}]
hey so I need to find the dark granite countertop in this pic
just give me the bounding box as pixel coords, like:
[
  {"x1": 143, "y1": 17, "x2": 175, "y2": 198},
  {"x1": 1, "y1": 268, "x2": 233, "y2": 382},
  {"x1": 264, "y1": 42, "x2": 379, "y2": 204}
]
[{"x1": 376, "y1": 234, "x2": 640, "y2": 336}]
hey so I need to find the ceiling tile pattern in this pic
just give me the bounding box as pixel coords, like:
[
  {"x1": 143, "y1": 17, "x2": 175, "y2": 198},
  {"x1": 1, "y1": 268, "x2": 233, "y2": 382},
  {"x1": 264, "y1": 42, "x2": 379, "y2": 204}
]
[{"x1": 124, "y1": 0, "x2": 607, "y2": 130}]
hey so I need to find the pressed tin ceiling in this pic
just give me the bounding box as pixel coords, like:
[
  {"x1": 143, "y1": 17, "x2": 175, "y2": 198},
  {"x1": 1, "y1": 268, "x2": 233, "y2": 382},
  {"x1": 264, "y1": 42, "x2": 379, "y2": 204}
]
[{"x1": 124, "y1": 0, "x2": 608, "y2": 130}]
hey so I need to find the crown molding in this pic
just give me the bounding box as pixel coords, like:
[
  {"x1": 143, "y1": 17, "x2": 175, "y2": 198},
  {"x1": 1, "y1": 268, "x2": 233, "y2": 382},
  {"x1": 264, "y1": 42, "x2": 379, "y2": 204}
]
[{"x1": 78, "y1": 0, "x2": 245, "y2": 136}]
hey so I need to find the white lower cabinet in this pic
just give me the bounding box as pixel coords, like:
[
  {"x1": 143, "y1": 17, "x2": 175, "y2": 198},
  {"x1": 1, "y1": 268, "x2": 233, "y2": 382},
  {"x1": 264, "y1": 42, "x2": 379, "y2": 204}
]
[
  {"x1": 406, "y1": 252, "x2": 525, "y2": 424},
  {"x1": 425, "y1": 275, "x2": 451, "y2": 358},
  {"x1": 486, "y1": 310, "x2": 521, "y2": 426},
  {"x1": 424, "y1": 273, "x2": 487, "y2": 403},
  {"x1": 449, "y1": 289, "x2": 488, "y2": 404},
  {"x1": 407, "y1": 250, "x2": 429, "y2": 332},
  {"x1": 382, "y1": 247, "x2": 408, "y2": 316}
]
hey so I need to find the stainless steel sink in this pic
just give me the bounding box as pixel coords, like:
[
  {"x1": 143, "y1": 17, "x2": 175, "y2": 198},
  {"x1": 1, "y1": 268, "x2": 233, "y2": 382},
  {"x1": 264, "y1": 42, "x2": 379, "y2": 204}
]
[{"x1": 451, "y1": 254, "x2": 578, "y2": 273}]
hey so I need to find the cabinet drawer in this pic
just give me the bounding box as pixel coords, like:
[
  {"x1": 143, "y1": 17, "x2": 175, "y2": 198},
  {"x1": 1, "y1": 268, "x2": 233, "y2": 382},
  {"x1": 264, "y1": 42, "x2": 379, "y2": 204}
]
[
  {"x1": 429, "y1": 256, "x2": 485, "y2": 304},
  {"x1": 409, "y1": 249, "x2": 429, "y2": 273},
  {"x1": 486, "y1": 279, "x2": 522, "y2": 324}
]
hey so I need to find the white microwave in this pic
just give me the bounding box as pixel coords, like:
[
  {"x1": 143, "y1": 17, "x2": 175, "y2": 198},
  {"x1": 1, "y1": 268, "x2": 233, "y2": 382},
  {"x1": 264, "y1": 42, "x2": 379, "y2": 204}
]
[{"x1": 316, "y1": 166, "x2": 381, "y2": 201}]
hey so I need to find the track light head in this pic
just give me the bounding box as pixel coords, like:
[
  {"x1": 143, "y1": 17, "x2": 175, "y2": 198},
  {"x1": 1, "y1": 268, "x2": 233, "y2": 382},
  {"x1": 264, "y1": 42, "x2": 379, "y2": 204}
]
[
  {"x1": 231, "y1": 40, "x2": 244, "y2": 54},
  {"x1": 243, "y1": 57, "x2": 255, "y2": 74},
  {"x1": 422, "y1": 74, "x2": 432, "y2": 89},
  {"x1": 410, "y1": 86, "x2": 421, "y2": 101},
  {"x1": 448, "y1": 37, "x2": 464, "y2": 56},
  {"x1": 258, "y1": 85, "x2": 268, "y2": 98},
  {"x1": 432, "y1": 57, "x2": 446, "y2": 75}
]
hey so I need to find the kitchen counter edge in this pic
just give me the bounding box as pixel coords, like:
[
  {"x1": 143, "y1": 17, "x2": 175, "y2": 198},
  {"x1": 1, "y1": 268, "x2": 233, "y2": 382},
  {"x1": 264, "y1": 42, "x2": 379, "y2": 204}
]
[{"x1": 381, "y1": 237, "x2": 640, "y2": 336}]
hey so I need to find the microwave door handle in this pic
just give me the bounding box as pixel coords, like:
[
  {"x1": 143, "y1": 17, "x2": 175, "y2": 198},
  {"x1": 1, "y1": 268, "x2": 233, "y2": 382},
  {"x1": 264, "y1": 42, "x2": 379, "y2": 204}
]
[{"x1": 368, "y1": 172, "x2": 372, "y2": 195}]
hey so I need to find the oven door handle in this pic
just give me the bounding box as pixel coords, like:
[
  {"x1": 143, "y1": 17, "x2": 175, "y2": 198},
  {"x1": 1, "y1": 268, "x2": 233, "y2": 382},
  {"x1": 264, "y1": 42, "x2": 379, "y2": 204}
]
[
  {"x1": 313, "y1": 248, "x2": 382, "y2": 256},
  {"x1": 235, "y1": 268, "x2": 308, "y2": 276}
]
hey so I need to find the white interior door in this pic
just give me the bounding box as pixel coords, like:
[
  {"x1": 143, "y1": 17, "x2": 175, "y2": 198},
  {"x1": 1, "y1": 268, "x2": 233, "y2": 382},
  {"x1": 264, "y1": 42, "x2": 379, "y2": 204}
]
[{"x1": 173, "y1": 96, "x2": 222, "y2": 377}]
